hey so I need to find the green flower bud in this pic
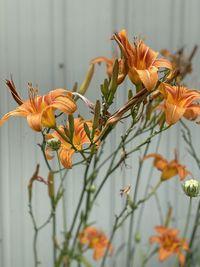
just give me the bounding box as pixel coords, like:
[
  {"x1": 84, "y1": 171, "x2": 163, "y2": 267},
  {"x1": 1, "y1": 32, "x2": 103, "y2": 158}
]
[
  {"x1": 134, "y1": 232, "x2": 141, "y2": 243},
  {"x1": 182, "y1": 179, "x2": 200, "y2": 197},
  {"x1": 86, "y1": 184, "x2": 96, "y2": 193},
  {"x1": 46, "y1": 138, "x2": 61, "y2": 151}
]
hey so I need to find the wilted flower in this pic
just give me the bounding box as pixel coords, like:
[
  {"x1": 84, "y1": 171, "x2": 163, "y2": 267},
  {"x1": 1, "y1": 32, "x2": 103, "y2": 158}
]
[
  {"x1": 160, "y1": 46, "x2": 198, "y2": 81},
  {"x1": 159, "y1": 83, "x2": 200, "y2": 125},
  {"x1": 45, "y1": 118, "x2": 100, "y2": 168},
  {"x1": 145, "y1": 153, "x2": 190, "y2": 181},
  {"x1": 182, "y1": 179, "x2": 200, "y2": 197},
  {"x1": 79, "y1": 226, "x2": 112, "y2": 260},
  {"x1": 0, "y1": 81, "x2": 77, "y2": 131},
  {"x1": 150, "y1": 226, "x2": 189, "y2": 267},
  {"x1": 120, "y1": 184, "x2": 131, "y2": 197},
  {"x1": 113, "y1": 30, "x2": 172, "y2": 90}
]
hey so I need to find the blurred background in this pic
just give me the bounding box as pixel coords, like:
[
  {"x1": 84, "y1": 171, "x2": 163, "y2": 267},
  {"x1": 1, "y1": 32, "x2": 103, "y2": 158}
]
[{"x1": 1, "y1": 0, "x2": 200, "y2": 266}]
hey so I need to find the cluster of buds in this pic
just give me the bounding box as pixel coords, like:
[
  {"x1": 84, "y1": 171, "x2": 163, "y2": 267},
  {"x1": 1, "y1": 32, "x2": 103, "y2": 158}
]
[
  {"x1": 46, "y1": 138, "x2": 61, "y2": 151},
  {"x1": 182, "y1": 179, "x2": 200, "y2": 197}
]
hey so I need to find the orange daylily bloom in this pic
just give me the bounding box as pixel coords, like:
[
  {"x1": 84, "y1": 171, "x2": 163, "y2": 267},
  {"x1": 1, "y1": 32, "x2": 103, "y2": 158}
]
[
  {"x1": 159, "y1": 83, "x2": 200, "y2": 125},
  {"x1": 46, "y1": 118, "x2": 100, "y2": 168},
  {"x1": 113, "y1": 30, "x2": 172, "y2": 90},
  {"x1": 145, "y1": 153, "x2": 190, "y2": 181},
  {"x1": 150, "y1": 226, "x2": 189, "y2": 267},
  {"x1": 91, "y1": 56, "x2": 127, "y2": 84},
  {"x1": 79, "y1": 226, "x2": 112, "y2": 260},
  {"x1": 0, "y1": 82, "x2": 77, "y2": 131}
]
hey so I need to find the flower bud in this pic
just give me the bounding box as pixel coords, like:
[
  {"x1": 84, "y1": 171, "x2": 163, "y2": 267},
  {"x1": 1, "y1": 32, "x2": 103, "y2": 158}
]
[
  {"x1": 135, "y1": 232, "x2": 141, "y2": 243},
  {"x1": 46, "y1": 138, "x2": 61, "y2": 151},
  {"x1": 86, "y1": 184, "x2": 96, "y2": 193},
  {"x1": 182, "y1": 179, "x2": 200, "y2": 197}
]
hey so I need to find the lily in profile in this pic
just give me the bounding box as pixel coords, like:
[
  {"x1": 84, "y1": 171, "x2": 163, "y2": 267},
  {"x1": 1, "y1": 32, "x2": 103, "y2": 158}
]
[
  {"x1": 159, "y1": 82, "x2": 200, "y2": 124},
  {"x1": 113, "y1": 30, "x2": 172, "y2": 90},
  {"x1": 91, "y1": 56, "x2": 127, "y2": 84},
  {"x1": 79, "y1": 226, "x2": 112, "y2": 260},
  {"x1": 0, "y1": 80, "x2": 77, "y2": 131},
  {"x1": 150, "y1": 226, "x2": 189, "y2": 267},
  {"x1": 46, "y1": 118, "x2": 100, "y2": 168},
  {"x1": 145, "y1": 152, "x2": 190, "y2": 181}
]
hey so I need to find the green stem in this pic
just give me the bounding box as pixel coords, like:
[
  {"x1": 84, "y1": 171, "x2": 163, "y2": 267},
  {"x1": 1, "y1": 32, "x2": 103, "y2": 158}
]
[
  {"x1": 183, "y1": 197, "x2": 192, "y2": 238},
  {"x1": 100, "y1": 200, "x2": 128, "y2": 267},
  {"x1": 51, "y1": 198, "x2": 57, "y2": 265},
  {"x1": 127, "y1": 128, "x2": 153, "y2": 267},
  {"x1": 28, "y1": 201, "x2": 39, "y2": 267},
  {"x1": 186, "y1": 200, "x2": 200, "y2": 264},
  {"x1": 56, "y1": 151, "x2": 67, "y2": 233}
]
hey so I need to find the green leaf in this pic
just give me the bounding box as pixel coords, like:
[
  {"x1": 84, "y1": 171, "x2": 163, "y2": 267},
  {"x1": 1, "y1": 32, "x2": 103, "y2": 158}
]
[
  {"x1": 107, "y1": 59, "x2": 119, "y2": 104},
  {"x1": 77, "y1": 255, "x2": 93, "y2": 267},
  {"x1": 101, "y1": 78, "x2": 109, "y2": 98},
  {"x1": 68, "y1": 114, "x2": 74, "y2": 141},
  {"x1": 92, "y1": 100, "x2": 101, "y2": 136},
  {"x1": 84, "y1": 123, "x2": 91, "y2": 141}
]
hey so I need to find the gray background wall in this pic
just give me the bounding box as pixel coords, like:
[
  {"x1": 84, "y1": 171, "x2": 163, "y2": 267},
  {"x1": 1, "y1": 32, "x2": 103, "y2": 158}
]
[{"x1": 0, "y1": 0, "x2": 200, "y2": 266}]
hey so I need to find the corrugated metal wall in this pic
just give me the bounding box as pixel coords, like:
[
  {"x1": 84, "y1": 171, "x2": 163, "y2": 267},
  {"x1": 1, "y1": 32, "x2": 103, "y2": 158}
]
[{"x1": 0, "y1": 0, "x2": 200, "y2": 266}]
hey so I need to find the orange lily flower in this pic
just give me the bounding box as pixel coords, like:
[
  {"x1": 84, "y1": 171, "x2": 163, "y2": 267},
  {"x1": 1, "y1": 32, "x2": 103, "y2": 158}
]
[
  {"x1": 46, "y1": 118, "x2": 100, "y2": 168},
  {"x1": 113, "y1": 30, "x2": 172, "y2": 90},
  {"x1": 145, "y1": 153, "x2": 190, "y2": 181},
  {"x1": 91, "y1": 56, "x2": 127, "y2": 84},
  {"x1": 0, "y1": 82, "x2": 77, "y2": 131},
  {"x1": 150, "y1": 226, "x2": 189, "y2": 267},
  {"x1": 79, "y1": 226, "x2": 112, "y2": 260},
  {"x1": 159, "y1": 82, "x2": 200, "y2": 124}
]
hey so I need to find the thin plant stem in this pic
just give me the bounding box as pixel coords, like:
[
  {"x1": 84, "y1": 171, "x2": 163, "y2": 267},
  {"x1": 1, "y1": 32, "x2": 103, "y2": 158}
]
[
  {"x1": 51, "y1": 198, "x2": 57, "y2": 265},
  {"x1": 100, "y1": 201, "x2": 128, "y2": 267},
  {"x1": 56, "y1": 151, "x2": 67, "y2": 233},
  {"x1": 183, "y1": 197, "x2": 192, "y2": 238},
  {"x1": 126, "y1": 127, "x2": 154, "y2": 267},
  {"x1": 28, "y1": 201, "x2": 39, "y2": 267}
]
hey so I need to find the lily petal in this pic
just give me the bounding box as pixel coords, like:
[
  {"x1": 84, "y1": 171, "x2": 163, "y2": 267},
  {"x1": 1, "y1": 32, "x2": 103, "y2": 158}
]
[
  {"x1": 136, "y1": 66, "x2": 158, "y2": 91},
  {"x1": 165, "y1": 102, "x2": 186, "y2": 124},
  {"x1": 27, "y1": 113, "x2": 42, "y2": 131},
  {"x1": 154, "y1": 58, "x2": 172, "y2": 70}
]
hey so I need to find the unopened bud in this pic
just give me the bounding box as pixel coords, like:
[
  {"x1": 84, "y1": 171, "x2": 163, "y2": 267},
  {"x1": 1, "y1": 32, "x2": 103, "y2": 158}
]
[
  {"x1": 46, "y1": 138, "x2": 61, "y2": 151},
  {"x1": 135, "y1": 232, "x2": 141, "y2": 243},
  {"x1": 182, "y1": 179, "x2": 200, "y2": 197},
  {"x1": 86, "y1": 184, "x2": 96, "y2": 193}
]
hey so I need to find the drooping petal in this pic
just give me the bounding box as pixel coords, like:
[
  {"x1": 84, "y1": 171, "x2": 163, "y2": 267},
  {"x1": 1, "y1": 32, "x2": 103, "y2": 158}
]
[
  {"x1": 164, "y1": 102, "x2": 186, "y2": 125},
  {"x1": 91, "y1": 56, "x2": 114, "y2": 76},
  {"x1": 0, "y1": 108, "x2": 28, "y2": 126},
  {"x1": 161, "y1": 165, "x2": 178, "y2": 181},
  {"x1": 93, "y1": 247, "x2": 105, "y2": 261},
  {"x1": 154, "y1": 58, "x2": 172, "y2": 70},
  {"x1": 178, "y1": 253, "x2": 186, "y2": 267},
  {"x1": 144, "y1": 153, "x2": 168, "y2": 171},
  {"x1": 26, "y1": 113, "x2": 42, "y2": 131},
  {"x1": 159, "y1": 247, "x2": 172, "y2": 261},
  {"x1": 59, "y1": 147, "x2": 74, "y2": 169},
  {"x1": 184, "y1": 104, "x2": 200, "y2": 120},
  {"x1": 136, "y1": 66, "x2": 158, "y2": 91},
  {"x1": 176, "y1": 164, "x2": 190, "y2": 181}
]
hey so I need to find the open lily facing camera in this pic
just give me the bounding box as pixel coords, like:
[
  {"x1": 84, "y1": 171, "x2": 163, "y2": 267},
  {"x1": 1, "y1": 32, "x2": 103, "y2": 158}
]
[{"x1": 1, "y1": 29, "x2": 200, "y2": 267}]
